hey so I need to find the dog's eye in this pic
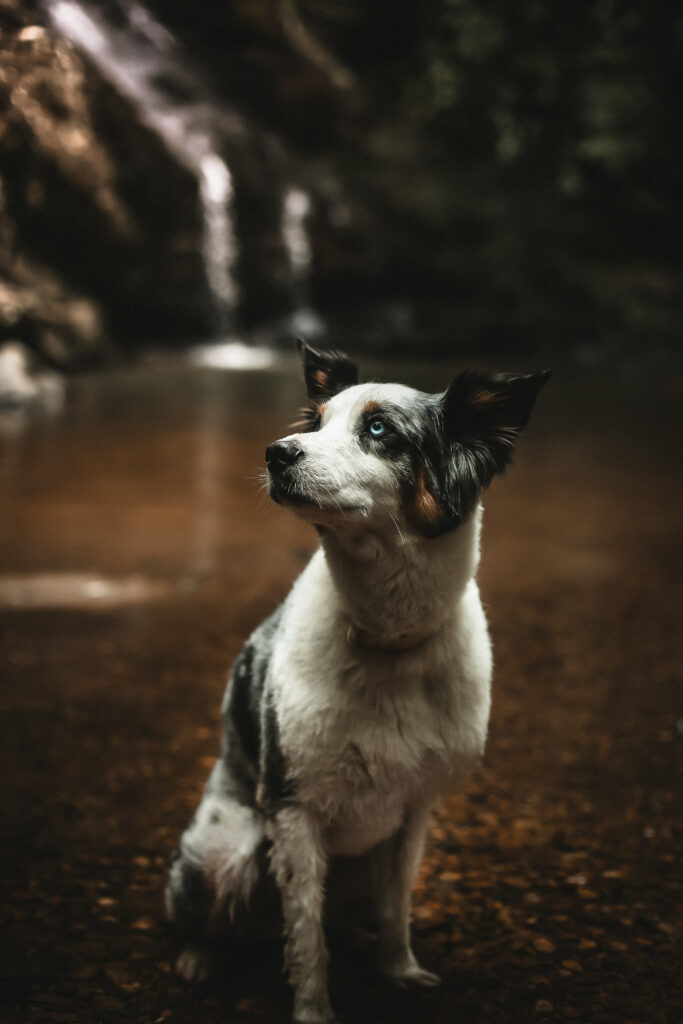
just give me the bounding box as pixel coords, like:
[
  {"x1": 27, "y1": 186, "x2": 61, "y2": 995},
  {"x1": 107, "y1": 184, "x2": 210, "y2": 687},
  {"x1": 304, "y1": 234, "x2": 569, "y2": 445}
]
[{"x1": 368, "y1": 418, "x2": 386, "y2": 438}]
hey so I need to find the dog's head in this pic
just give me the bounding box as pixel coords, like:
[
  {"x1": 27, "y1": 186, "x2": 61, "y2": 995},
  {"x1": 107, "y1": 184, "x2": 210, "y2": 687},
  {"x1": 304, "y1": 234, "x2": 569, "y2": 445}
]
[{"x1": 266, "y1": 341, "x2": 550, "y2": 537}]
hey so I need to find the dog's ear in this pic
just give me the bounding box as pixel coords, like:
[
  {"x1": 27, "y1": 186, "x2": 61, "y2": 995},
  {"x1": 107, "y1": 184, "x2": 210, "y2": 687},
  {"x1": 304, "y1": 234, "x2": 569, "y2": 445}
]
[
  {"x1": 436, "y1": 368, "x2": 551, "y2": 523},
  {"x1": 442, "y1": 368, "x2": 551, "y2": 481},
  {"x1": 296, "y1": 339, "x2": 359, "y2": 404}
]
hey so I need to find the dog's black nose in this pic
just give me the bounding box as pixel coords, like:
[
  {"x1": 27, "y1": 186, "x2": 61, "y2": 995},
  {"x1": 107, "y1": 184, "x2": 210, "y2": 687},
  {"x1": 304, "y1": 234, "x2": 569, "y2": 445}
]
[{"x1": 266, "y1": 440, "x2": 305, "y2": 473}]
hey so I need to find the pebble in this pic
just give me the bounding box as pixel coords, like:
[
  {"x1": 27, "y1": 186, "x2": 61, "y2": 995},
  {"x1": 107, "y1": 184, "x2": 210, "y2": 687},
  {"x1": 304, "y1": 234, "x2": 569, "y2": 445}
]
[
  {"x1": 533, "y1": 937, "x2": 556, "y2": 954},
  {"x1": 132, "y1": 916, "x2": 155, "y2": 931}
]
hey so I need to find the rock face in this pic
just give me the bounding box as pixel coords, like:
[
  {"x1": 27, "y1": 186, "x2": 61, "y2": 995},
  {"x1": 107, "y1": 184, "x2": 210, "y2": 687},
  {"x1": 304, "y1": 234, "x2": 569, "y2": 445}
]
[
  {"x1": 0, "y1": 13, "x2": 100, "y2": 367},
  {"x1": 0, "y1": 3, "x2": 214, "y2": 365},
  {"x1": 0, "y1": 339, "x2": 64, "y2": 411}
]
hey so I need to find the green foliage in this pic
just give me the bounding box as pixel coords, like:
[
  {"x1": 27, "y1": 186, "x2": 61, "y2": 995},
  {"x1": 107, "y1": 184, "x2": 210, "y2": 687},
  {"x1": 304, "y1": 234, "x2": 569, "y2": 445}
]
[{"x1": 348, "y1": 0, "x2": 683, "y2": 343}]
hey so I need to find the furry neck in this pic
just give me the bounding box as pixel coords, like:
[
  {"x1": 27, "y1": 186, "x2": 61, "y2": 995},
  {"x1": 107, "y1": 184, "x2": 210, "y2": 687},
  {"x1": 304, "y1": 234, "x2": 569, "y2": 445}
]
[{"x1": 318, "y1": 505, "x2": 483, "y2": 644}]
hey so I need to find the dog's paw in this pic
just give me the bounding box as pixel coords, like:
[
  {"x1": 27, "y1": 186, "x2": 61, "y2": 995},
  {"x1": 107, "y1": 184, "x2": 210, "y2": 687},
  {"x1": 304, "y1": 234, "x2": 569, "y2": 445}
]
[
  {"x1": 393, "y1": 964, "x2": 441, "y2": 988},
  {"x1": 293, "y1": 1009, "x2": 340, "y2": 1024},
  {"x1": 293, "y1": 992, "x2": 339, "y2": 1024},
  {"x1": 383, "y1": 960, "x2": 441, "y2": 989},
  {"x1": 293, "y1": 1015, "x2": 340, "y2": 1024},
  {"x1": 175, "y1": 945, "x2": 210, "y2": 984}
]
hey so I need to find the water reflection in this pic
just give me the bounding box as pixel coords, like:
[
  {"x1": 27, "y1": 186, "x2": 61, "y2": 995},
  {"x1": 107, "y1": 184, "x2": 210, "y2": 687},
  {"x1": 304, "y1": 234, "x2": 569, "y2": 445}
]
[
  {"x1": 0, "y1": 361, "x2": 306, "y2": 612},
  {"x1": 191, "y1": 373, "x2": 227, "y2": 581},
  {"x1": 0, "y1": 572, "x2": 171, "y2": 608},
  {"x1": 188, "y1": 341, "x2": 279, "y2": 371}
]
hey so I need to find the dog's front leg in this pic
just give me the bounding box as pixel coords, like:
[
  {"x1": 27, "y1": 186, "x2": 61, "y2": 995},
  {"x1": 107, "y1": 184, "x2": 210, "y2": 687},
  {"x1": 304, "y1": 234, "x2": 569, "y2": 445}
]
[
  {"x1": 269, "y1": 805, "x2": 337, "y2": 1024},
  {"x1": 374, "y1": 801, "x2": 440, "y2": 988}
]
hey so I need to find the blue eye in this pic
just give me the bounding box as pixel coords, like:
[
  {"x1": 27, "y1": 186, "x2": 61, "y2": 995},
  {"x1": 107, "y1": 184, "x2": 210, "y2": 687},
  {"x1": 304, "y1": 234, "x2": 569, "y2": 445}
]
[{"x1": 369, "y1": 418, "x2": 386, "y2": 438}]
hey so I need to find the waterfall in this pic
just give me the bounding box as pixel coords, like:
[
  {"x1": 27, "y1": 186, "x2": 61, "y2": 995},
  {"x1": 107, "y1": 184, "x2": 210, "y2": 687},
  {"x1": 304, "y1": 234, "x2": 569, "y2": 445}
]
[
  {"x1": 282, "y1": 187, "x2": 312, "y2": 303},
  {"x1": 43, "y1": 0, "x2": 239, "y2": 332},
  {"x1": 199, "y1": 155, "x2": 238, "y2": 321},
  {"x1": 281, "y1": 185, "x2": 323, "y2": 337}
]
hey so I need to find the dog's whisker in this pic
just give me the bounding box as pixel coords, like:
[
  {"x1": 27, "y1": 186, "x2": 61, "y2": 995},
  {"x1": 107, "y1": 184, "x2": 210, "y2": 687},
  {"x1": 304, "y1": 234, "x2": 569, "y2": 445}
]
[{"x1": 388, "y1": 512, "x2": 406, "y2": 545}]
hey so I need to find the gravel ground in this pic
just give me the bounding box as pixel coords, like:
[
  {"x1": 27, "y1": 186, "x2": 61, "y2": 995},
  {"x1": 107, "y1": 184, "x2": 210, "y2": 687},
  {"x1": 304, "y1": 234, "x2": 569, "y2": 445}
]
[{"x1": 0, "y1": 357, "x2": 680, "y2": 1023}]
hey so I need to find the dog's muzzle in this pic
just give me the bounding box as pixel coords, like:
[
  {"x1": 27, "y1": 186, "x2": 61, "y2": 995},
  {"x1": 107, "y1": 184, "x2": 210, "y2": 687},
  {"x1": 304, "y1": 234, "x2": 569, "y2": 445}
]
[{"x1": 266, "y1": 439, "x2": 309, "y2": 505}]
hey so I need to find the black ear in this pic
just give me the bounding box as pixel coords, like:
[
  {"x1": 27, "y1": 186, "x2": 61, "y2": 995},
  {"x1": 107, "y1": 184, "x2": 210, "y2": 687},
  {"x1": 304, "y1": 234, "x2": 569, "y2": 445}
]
[
  {"x1": 296, "y1": 339, "x2": 359, "y2": 404},
  {"x1": 442, "y1": 369, "x2": 551, "y2": 480},
  {"x1": 438, "y1": 369, "x2": 550, "y2": 520}
]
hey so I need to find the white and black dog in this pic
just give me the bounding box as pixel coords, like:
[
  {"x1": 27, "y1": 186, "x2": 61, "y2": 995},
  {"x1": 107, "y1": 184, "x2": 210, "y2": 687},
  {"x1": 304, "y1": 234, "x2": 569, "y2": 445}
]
[{"x1": 166, "y1": 341, "x2": 549, "y2": 1023}]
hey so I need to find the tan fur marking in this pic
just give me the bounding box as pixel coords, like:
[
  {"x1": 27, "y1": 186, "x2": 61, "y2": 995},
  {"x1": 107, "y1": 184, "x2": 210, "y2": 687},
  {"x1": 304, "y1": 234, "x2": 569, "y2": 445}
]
[
  {"x1": 362, "y1": 400, "x2": 382, "y2": 416},
  {"x1": 291, "y1": 408, "x2": 313, "y2": 430},
  {"x1": 471, "y1": 388, "x2": 502, "y2": 406},
  {"x1": 290, "y1": 401, "x2": 329, "y2": 431},
  {"x1": 411, "y1": 469, "x2": 442, "y2": 530},
  {"x1": 314, "y1": 368, "x2": 329, "y2": 390}
]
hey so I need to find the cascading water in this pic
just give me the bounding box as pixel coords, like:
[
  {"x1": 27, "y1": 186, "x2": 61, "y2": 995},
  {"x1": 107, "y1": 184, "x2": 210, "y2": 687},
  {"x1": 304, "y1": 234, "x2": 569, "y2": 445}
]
[
  {"x1": 42, "y1": 0, "x2": 239, "y2": 332},
  {"x1": 282, "y1": 187, "x2": 312, "y2": 306},
  {"x1": 199, "y1": 155, "x2": 238, "y2": 317},
  {"x1": 281, "y1": 185, "x2": 323, "y2": 337}
]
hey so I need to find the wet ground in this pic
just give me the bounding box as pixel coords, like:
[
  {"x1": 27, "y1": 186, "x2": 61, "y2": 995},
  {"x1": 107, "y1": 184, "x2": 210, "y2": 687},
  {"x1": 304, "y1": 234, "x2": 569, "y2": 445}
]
[{"x1": 0, "y1": 351, "x2": 681, "y2": 1024}]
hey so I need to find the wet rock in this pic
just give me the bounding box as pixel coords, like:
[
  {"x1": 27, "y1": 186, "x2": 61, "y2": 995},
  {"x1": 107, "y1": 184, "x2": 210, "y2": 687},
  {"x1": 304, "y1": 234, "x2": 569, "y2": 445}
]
[
  {"x1": 0, "y1": 1, "x2": 214, "y2": 362},
  {"x1": 0, "y1": 340, "x2": 64, "y2": 410}
]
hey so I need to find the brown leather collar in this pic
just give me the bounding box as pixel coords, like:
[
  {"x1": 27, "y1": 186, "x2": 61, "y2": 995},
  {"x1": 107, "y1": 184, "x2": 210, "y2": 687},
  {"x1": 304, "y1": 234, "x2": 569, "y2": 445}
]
[{"x1": 346, "y1": 622, "x2": 436, "y2": 653}]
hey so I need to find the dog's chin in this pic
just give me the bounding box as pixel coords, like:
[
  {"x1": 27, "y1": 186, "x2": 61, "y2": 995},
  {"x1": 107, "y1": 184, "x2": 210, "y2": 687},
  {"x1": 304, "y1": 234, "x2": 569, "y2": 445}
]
[
  {"x1": 268, "y1": 481, "x2": 367, "y2": 523},
  {"x1": 268, "y1": 480, "x2": 315, "y2": 509}
]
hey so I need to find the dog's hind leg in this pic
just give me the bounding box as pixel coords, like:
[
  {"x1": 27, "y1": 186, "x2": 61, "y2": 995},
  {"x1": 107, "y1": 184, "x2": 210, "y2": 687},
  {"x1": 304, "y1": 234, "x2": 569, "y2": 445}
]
[
  {"x1": 372, "y1": 801, "x2": 440, "y2": 988},
  {"x1": 165, "y1": 793, "x2": 265, "y2": 981}
]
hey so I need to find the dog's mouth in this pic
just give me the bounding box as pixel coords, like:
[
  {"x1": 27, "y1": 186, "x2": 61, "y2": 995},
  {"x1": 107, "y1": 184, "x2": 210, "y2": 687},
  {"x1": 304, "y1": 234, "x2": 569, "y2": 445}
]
[
  {"x1": 267, "y1": 471, "x2": 317, "y2": 509},
  {"x1": 268, "y1": 475, "x2": 365, "y2": 518}
]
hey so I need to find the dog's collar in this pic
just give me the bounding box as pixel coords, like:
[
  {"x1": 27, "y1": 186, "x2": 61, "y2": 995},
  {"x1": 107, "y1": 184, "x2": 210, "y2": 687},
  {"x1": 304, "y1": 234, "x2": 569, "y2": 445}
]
[{"x1": 346, "y1": 622, "x2": 436, "y2": 653}]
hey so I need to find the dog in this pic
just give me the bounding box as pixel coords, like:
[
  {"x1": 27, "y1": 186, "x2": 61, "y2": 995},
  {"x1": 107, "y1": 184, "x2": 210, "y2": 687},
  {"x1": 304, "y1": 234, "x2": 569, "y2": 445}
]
[{"x1": 166, "y1": 340, "x2": 549, "y2": 1023}]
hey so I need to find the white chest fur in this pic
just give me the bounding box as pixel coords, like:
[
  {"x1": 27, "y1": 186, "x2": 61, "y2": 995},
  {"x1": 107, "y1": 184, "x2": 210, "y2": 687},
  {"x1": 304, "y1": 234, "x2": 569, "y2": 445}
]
[{"x1": 268, "y1": 511, "x2": 493, "y2": 857}]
